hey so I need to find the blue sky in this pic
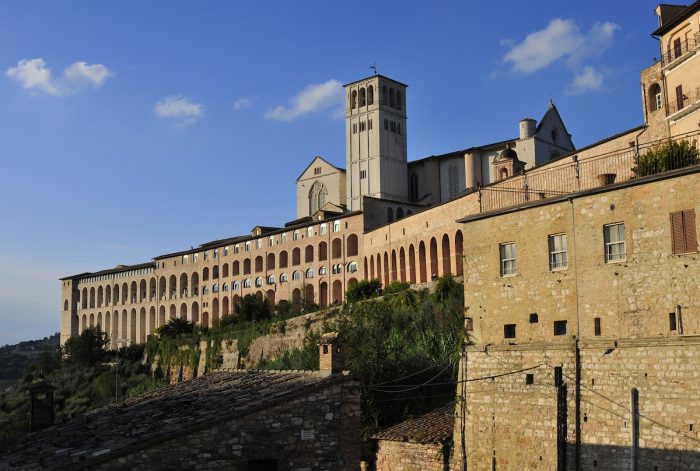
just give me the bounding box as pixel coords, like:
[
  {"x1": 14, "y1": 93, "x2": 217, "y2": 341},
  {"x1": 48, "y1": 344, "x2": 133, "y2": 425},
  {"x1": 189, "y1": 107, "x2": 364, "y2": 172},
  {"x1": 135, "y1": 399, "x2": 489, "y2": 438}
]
[{"x1": 0, "y1": 0, "x2": 666, "y2": 345}]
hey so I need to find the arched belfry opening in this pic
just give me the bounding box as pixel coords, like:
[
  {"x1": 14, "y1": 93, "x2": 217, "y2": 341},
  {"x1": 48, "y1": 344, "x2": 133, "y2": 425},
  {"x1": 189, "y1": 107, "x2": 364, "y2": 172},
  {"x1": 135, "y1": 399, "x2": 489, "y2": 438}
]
[{"x1": 309, "y1": 181, "x2": 328, "y2": 215}]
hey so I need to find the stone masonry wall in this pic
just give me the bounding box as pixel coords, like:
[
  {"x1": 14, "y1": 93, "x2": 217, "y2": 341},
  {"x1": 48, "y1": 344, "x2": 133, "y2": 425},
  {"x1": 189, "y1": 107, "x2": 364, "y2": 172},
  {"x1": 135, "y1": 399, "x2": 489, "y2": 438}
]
[
  {"x1": 92, "y1": 377, "x2": 362, "y2": 471},
  {"x1": 375, "y1": 440, "x2": 446, "y2": 471}
]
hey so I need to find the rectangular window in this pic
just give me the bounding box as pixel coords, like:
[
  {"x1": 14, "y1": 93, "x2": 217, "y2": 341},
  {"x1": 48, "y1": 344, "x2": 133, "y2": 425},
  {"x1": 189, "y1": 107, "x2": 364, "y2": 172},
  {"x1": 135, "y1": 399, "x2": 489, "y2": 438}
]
[
  {"x1": 604, "y1": 223, "x2": 626, "y2": 262},
  {"x1": 670, "y1": 209, "x2": 698, "y2": 254},
  {"x1": 676, "y1": 85, "x2": 684, "y2": 110},
  {"x1": 594, "y1": 317, "x2": 601, "y2": 336},
  {"x1": 669, "y1": 312, "x2": 677, "y2": 331},
  {"x1": 397, "y1": 123, "x2": 401, "y2": 134},
  {"x1": 204, "y1": 251, "x2": 208, "y2": 261},
  {"x1": 553, "y1": 320, "x2": 567, "y2": 336},
  {"x1": 525, "y1": 374, "x2": 534, "y2": 385},
  {"x1": 499, "y1": 242, "x2": 517, "y2": 276},
  {"x1": 390, "y1": 121, "x2": 396, "y2": 132},
  {"x1": 548, "y1": 233, "x2": 568, "y2": 270},
  {"x1": 504, "y1": 324, "x2": 516, "y2": 339},
  {"x1": 353, "y1": 123, "x2": 357, "y2": 134},
  {"x1": 655, "y1": 93, "x2": 662, "y2": 111}
]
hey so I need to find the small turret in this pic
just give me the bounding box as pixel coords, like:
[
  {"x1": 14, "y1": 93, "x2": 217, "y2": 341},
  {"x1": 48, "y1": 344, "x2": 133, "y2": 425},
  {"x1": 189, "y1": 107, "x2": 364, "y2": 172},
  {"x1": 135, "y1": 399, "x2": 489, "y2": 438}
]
[
  {"x1": 519, "y1": 118, "x2": 537, "y2": 140},
  {"x1": 319, "y1": 332, "x2": 347, "y2": 376}
]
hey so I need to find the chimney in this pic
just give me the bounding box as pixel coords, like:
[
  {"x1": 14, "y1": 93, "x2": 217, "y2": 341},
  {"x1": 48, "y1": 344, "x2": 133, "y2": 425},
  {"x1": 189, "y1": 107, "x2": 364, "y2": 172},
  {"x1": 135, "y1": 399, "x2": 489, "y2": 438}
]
[
  {"x1": 519, "y1": 118, "x2": 537, "y2": 140},
  {"x1": 28, "y1": 380, "x2": 56, "y2": 432},
  {"x1": 318, "y1": 332, "x2": 346, "y2": 376}
]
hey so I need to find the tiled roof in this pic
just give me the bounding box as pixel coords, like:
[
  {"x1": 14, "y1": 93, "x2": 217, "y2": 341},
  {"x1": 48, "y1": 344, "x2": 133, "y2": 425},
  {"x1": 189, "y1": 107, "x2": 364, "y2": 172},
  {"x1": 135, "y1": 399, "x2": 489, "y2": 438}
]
[
  {"x1": 60, "y1": 262, "x2": 156, "y2": 281},
  {"x1": 652, "y1": 1, "x2": 700, "y2": 36},
  {"x1": 0, "y1": 370, "x2": 350, "y2": 470},
  {"x1": 372, "y1": 405, "x2": 454, "y2": 444}
]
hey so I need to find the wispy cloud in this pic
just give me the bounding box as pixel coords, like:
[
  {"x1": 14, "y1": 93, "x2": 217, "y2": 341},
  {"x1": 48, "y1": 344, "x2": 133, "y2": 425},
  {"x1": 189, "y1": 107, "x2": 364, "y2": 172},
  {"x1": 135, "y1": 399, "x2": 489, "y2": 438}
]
[
  {"x1": 154, "y1": 95, "x2": 204, "y2": 128},
  {"x1": 566, "y1": 66, "x2": 604, "y2": 95},
  {"x1": 501, "y1": 19, "x2": 619, "y2": 94},
  {"x1": 6, "y1": 58, "x2": 112, "y2": 96},
  {"x1": 233, "y1": 96, "x2": 255, "y2": 110},
  {"x1": 265, "y1": 79, "x2": 343, "y2": 121}
]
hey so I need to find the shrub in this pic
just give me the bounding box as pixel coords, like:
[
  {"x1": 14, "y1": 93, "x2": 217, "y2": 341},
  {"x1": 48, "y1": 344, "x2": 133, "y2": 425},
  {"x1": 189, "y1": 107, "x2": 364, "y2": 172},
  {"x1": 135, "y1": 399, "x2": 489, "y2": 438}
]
[
  {"x1": 633, "y1": 139, "x2": 699, "y2": 177},
  {"x1": 383, "y1": 281, "x2": 410, "y2": 295},
  {"x1": 238, "y1": 294, "x2": 270, "y2": 322},
  {"x1": 61, "y1": 327, "x2": 108, "y2": 367},
  {"x1": 345, "y1": 279, "x2": 382, "y2": 303}
]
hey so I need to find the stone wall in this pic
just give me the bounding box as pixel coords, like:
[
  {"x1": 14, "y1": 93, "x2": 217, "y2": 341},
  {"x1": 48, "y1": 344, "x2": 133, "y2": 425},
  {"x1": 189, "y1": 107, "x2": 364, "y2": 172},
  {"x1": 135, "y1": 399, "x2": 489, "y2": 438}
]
[
  {"x1": 453, "y1": 169, "x2": 700, "y2": 469},
  {"x1": 375, "y1": 440, "x2": 447, "y2": 471},
  {"x1": 92, "y1": 377, "x2": 362, "y2": 470}
]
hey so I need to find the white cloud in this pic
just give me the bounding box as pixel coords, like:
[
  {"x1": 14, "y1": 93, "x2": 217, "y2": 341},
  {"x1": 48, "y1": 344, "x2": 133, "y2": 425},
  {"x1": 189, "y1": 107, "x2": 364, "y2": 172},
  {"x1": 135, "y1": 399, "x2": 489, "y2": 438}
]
[
  {"x1": 154, "y1": 95, "x2": 204, "y2": 128},
  {"x1": 501, "y1": 19, "x2": 619, "y2": 94},
  {"x1": 6, "y1": 58, "x2": 112, "y2": 96},
  {"x1": 233, "y1": 96, "x2": 254, "y2": 110},
  {"x1": 566, "y1": 66, "x2": 604, "y2": 95},
  {"x1": 265, "y1": 79, "x2": 343, "y2": 121}
]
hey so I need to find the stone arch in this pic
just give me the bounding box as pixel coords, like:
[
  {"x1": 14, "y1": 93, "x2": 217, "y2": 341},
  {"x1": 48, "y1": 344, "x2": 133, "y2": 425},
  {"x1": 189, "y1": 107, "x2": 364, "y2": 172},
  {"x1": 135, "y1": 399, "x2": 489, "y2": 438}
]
[
  {"x1": 113, "y1": 285, "x2": 119, "y2": 307},
  {"x1": 265, "y1": 290, "x2": 275, "y2": 306},
  {"x1": 232, "y1": 260, "x2": 240, "y2": 276},
  {"x1": 399, "y1": 247, "x2": 407, "y2": 282},
  {"x1": 255, "y1": 256, "x2": 263, "y2": 273},
  {"x1": 81, "y1": 314, "x2": 87, "y2": 332},
  {"x1": 419, "y1": 241, "x2": 427, "y2": 283},
  {"x1": 159, "y1": 305, "x2": 166, "y2": 327},
  {"x1": 63, "y1": 299, "x2": 69, "y2": 311},
  {"x1": 319, "y1": 241, "x2": 328, "y2": 261},
  {"x1": 129, "y1": 308, "x2": 137, "y2": 343},
  {"x1": 305, "y1": 244, "x2": 314, "y2": 263},
  {"x1": 139, "y1": 279, "x2": 147, "y2": 303},
  {"x1": 279, "y1": 251, "x2": 289, "y2": 268},
  {"x1": 222, "y1": 263, "x2": 229, "y2": 278},
  {"x1": 89, "y1": 287, "x2": 95, "y2": 308},
  {"x1": 203, "y1": 267, "x2": 210, "y2": 281},
  {"x1": 292, "y1": 288, "x2": 302, "y2": 309},
  {"x1": 149, "y1": 277, "x2": 156, "y2": 301},
  {"x1": 309, "y1": 181, "x2": 328, "y2": 215},
  {"x1": 82, "y1": 287, "x2": 88, "y2": 309},
  {"x1": 408, "y1": 244, "x2": 417, "y2": 284},
  {"x1": 202, "y1": 311, "x2": 209, "y2": 328},
  {"x1": 391, "y1": 250, "x2": 398, "y2": 282},
  {"x1": 169, "y1": 304, "x2": 177, "y2": 320},
  {"x1": 455, "y1": 230, "x2": 464, "y2": 276},
  {"x1": 442, "y1": 234, "x2": 452, "y2": 276},
  {"x1": 292, "y1": 248, "x2": 301, "y2": 266},
  {"x1": 112, "y1": 311, "x2": 119, "y2": 345},
  {"x1": 212, "y1": 298, "x2": 220, "y2": 327},
  {"x1": 105, "y1": 311, "x2": 111, "y2": 339},
  {"x1": 370, "y1": 255, "x2": 375, "y2": 279},
  {"x1": 97, "y1": 286, "x2": 104, "y2": 307},
  {"x1": 348, "y1": 278, "x2": 358, "y2": 288},
  {"x1": 213, "y1": 265, "x2": 219, "y2": 279},
  {"x1": 383, "y1": 252, "x2": 390, "y2": 285},
  {"x1": 180, "y1": 302, "x2": 188, "y2": 320},
  {"x1": 191, "y1": 272, "x2": 199, "y2": 296},
  {"x1": 139, "y1": 308, "x2": 146, "y2": 344},
  {"x1": 649, "y1": 83, "x2": 662, "y2": 111},
  {"x1": 89, "y1": 313, "x2": 94, "y2": 328},
  {"x1": 191, "y1": 302, "x2": 200, "y2": 325},
  {"x1": 159, "y1": 276, "x2": 167, "y2": 300},
  {"x1": 168, "y1": 275, "x2": 176, "y2": 299},
  {"x1": 387, "y1": 207, "x2": 394, "y2": 223},
  {"x1": 222, "y1": 296, "x2": 230, "y2": 317},
  {"x1": 305, "y1": 284, "x2": 315, "y2": 305},
  {"x1": 430, "y1": 237, "x2": 439, "y2": 279},
  {"x1": 396, "y1": 207, "x2": 404, "y2": 219},
  {"x1": 332, "y1": 238, "x2": 342, "y2": 259},
  {"x1": 106, "y1": 285, "x2": 112, "y2": 306},
  {"x1": 243, "y1": 258, "x2": 251, "y2": 275},
  {"x1": 122, "y1": 283, "x2": 129, "y2": 304},
  {"x1": 364, "y1": 256, "x2": 368, "y2": 279},
  {"x1": 121, "y1": 310, "x2": 128, "y2": 345},
  {"x1": 180, "y1": 273, "x2": 188, "y2": 298},
  {"x1": 267, "y1": 253, "x2": 275, "y2": 270},
  {"x1": 347, "y1": 234, "x2": 358, "y2": 256},
  {"x1": 332, "y1": 280, "x2": 343, "y2": 304},
  {"x1": 96, "y1": 312, "x2": 102, "y2": 328},
  {"x1": 319, "y1": 281, "x2": 328, "y2": 307},
  {"x1": 149, "y1": 306, "x2": 156, "y2": 335}
]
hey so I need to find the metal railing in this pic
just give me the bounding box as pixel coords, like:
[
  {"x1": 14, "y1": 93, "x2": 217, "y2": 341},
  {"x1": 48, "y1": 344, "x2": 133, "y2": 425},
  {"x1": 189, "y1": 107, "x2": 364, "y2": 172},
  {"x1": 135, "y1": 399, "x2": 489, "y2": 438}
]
[
  {"x1": 478, "y1": 130, "x2": 700, "y2": 213},
  {"x1": 667, "y1": 87, "x2": 700, "y2": 116},
  {"x1": 661, "y1": 35, "x2": 699, "y2": 66}
]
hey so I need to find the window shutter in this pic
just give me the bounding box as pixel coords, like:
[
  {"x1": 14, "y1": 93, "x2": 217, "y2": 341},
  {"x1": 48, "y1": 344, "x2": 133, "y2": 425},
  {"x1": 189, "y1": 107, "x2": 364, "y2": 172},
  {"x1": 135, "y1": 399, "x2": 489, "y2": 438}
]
[
  {"x1": 683, "y1": 209, "x2": 697, "y2": 253},
  {"x1": 671, "y1": 212, "x2": 685, "y2": 254}
]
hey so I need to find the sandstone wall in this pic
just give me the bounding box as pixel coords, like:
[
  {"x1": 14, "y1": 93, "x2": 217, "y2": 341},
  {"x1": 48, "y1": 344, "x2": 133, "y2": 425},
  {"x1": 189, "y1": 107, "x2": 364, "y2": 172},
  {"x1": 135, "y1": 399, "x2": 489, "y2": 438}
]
[{"x1": 375, "y1": 440, "x2": 447, "y2": 471}]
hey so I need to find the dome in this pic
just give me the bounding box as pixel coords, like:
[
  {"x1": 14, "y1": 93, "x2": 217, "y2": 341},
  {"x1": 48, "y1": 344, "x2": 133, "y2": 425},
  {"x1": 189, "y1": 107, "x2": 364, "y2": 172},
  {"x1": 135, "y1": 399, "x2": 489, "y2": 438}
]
[{"x1": 500, "y1": 147, "x2": 518, "y2": 160}]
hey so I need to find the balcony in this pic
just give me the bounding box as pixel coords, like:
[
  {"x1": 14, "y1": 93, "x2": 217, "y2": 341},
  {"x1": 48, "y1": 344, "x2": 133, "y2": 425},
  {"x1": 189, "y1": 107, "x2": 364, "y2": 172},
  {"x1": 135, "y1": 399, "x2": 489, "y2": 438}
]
[
  {"x1": 667, "y1": 87, "x2": 700, "y2": 120},
  {"x1": 661, "y1": 34, "x2": 700, "y2": 70}
]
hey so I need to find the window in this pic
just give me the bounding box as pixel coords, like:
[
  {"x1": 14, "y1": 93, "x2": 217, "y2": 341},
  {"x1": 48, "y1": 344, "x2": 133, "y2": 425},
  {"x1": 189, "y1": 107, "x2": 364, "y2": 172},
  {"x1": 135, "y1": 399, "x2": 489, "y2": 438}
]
[
  {"x1": 255, "y1": 277, "x2": 263, "y2": 287},
  {"x1": 384, "y1": 119, "x2": 389, "y2": 130},
  {"x1": 353, "y1": 123, "x2": 357, "y2": 134},
  {"x1": 306, "y1": 268, "x2": 314, "y2": 278},
  {"x1": 529, "y1": 313, "x2": 539, "y2": 323},
  {"x1": 281, "y1": 233, "x2": 287, "y2": 243},
  {"x1": 307, "y1": 227, "x2": 314, "y2": 237},
  {"x1": 396, "y1": 91, "x2": 402, "y2": 110},
  {"x1": 359, "y1": 87, "x2": 366, "y2": 107},
  {"x1": 548, "y1": 234, "x2": 568, "y2": 270},
  {"x1": 293, "y1": 230, "x2": 301, "y2": 241},
  {"x1": 649, "y1": 83, "x2": 662, "y2": 111},
  {"x1": 397, "y1": 123, "x2": 401, "y2": 134},
  {"x1": 256, "y1": 239, "x2": 262, "y2": 249},
  {"x1": 333, "y1": 221, "x2": 341, "y2": 232},
  {"x1": 212, "y1": 284, "x2": 219, "y2": 293},
  {"x1": 268, "y1": 236, "x2": 275, "y2": 247},
  {"x1": 669, "y1": 312, "x2": 677, "y2": 331},
  {"x1": 448, "y1": 163, "x2": 459, "y2": 199},
  {"x1": 319, "y1": 266, "x2": 327, "y2": 275},
  {"x1": 525, "y1": 374, "x2": 534, "y2": 385},
  {"x1": 267, "y1": 275, "x2": 275, "y2": 285},
  {"x1": 224, "y1": 247, "x2": 229, "y2": 257},
  {"x1": 390, "y1": 121, "x2": 396, "y2": 132},
  {"x1": 553, "y1": 320, "x2": 567, "y2": 336},
  {"x1": 504, "y1": 324, "x2": 516, "y2": 339},
  {"x1": 234, "y1": 244, "x2": 240, "y2": 254},
  {"x1": 670, "y1": 209, "x2": 697, "y2": 254},
  {"x1": 594, "y1": 317, "x2": 601, "y2": 336},
  {"x1": 204, "y1": 251, "x2": 209, "y2": 261},
  {"x1": 347, "y1": 261, "x2": 358, "y2": 273},
  {"x1": 245, "y1": 241, "x2": 251, "y2": 251},
  {"x1": 551, "y1": 128, "x2": 558, "y2": 142},
  {"x1": 243, "y1": 279, "x2": 251, "y2": 288},
  {"x1": 292, "y1": 271, "x2": 301, "y2": 281},
  {"x1": 280, "y1": 273, "x2": 288, "y2": 282},
  {"x1": 320, "y1": 223, "x2": 327, "y2": 235},
  {"x1": 360, "y1": 170, "x2": 367, "y2": 179},
  {"x1": 368, "y1": 85, "x2": 374, "y2": 105},
  {"x1": 223, "y1": 283, "x2": 229, "y2": 291},
  {"x1": 499, "y1": 242, "x2": 517, "y2": 276},
  {"x1": 604, "y1": 223, "x2": 626, "y2": 262},
  {"x1": 351, "y1": 90, "x2": 357, "y2": 109},
  {"x1": 213, "y1": 248, "x2": 219, "y2": 259}
]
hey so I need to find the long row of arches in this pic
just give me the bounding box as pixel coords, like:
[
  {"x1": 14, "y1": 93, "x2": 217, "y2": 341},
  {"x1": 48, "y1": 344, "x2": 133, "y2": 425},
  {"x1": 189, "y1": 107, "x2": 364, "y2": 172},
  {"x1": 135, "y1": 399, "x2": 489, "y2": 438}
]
[{"x1": 364, "y1": 231, "x2": 464, "y2": 286}]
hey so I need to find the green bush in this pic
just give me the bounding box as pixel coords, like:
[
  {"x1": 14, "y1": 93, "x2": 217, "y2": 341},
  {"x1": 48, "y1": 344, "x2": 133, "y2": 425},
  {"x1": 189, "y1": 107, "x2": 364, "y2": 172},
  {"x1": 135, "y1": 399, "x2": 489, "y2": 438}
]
[
  {"x1": 383, "y1": 281, "x2": 410, "y2": 295},
  {"x1": 238, "y1": 294, "x2": 270, "y2": 322},
  {"x1": 633, "y1": 139, "x2": 699, "y2": 177},
  {"x1": 345, "y1": 279, "x2": 382, "y2": 303},
  {"x1": 155, "y1": 318, "x2": 195, "y2": 339},
  {"x1": 61, "y1": 327, "x2": 108, "y2": 367}
]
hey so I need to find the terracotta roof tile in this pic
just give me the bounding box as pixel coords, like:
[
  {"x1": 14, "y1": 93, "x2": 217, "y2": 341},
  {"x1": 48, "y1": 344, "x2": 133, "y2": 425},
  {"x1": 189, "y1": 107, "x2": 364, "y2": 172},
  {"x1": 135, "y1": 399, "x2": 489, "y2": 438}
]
[{"x1": 372, "y1": 404, "x2": 454, "y2": 444}]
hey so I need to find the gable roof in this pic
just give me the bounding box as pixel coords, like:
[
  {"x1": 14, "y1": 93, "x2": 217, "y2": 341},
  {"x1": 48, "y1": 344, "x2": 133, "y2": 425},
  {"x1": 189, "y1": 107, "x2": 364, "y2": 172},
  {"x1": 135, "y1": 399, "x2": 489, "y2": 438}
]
[
  {"x1": 296, "y1": 155, "x2": 346, "y2": 181},
  {"x1": 652, "y1": 1, "x2": 700, "y2": 36},
  {"x1": 373, "y1": 405, "x2": 454, "y2": 444},
  {"x1": 0, "y1": 370, "x2": 352, "y2": 470},
  {"x1": 535, "y1": 101, "x2": 575, "y2": 148}
]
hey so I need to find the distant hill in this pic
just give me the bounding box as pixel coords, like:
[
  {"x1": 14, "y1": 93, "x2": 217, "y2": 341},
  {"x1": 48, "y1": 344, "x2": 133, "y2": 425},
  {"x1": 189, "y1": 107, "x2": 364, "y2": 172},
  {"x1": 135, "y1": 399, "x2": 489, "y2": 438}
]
[{"x1": 0, "y1": 333, "x2": 60, "y2": 380}]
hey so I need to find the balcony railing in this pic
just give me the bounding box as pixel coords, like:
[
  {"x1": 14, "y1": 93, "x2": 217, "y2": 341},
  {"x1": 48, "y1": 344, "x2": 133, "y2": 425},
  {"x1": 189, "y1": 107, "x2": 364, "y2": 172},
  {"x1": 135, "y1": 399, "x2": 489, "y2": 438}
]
[
  {"x1": 661, "y1": 34, "x2": 699, "y2": 67},
  {"x1": 667, "y1": 87, "x2": 700, "y2": 116}
]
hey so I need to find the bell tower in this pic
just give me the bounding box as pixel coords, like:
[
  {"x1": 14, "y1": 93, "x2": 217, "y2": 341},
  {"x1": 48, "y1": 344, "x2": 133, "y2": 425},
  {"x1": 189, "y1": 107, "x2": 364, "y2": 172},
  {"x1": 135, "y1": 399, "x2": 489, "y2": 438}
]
[{"x1": 345, "y1": 74, "x2": 408, "y2": 211}]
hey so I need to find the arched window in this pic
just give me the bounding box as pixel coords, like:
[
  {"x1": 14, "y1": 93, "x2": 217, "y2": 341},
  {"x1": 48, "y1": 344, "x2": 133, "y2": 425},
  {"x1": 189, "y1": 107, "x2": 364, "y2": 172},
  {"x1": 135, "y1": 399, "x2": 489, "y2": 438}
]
[
  {"x1": 347, "y1": 261, "x2": 358, "y2": 273},
  {"x1": 320, "y1": 223, "x2": 328, "y2": 235},
  {"x1": 382, "y1": 86, "x2": 388, "y2": 105},
  {"x1": 333, "y1": 220, "x2": 341, "y2": 232},
  {"x1": 267, "y1": 275, "x2": 275, "y2": 285},
  {"x1": 245, "y1": 241, "x2": 251, "y2": 251},
  {"x1": 203, "y1": 267, "x2": 210, "y2": 281},
  {"x1": 234, "y1": 244, "x2": 240, "y2": 254},
  {"x1": 347, "y1": 234, "x2": 359, "y2": 256},
  {"x1": 223, "y1": 283, "x2": 229, "y2": 291},
  {"x1": 551, "y1": 128, "x2": 558, "y2": 142},
  {"x1": 203, "y1": 286, "x2": 209, "y2": 295},
  {"x1": 319, "y1": 266, "x2": 328, "y2": 275},
  {"x1": 306, "y1": 268, "x2": 314, "y2": 278},
  {"x1": 292, "y1": 247, "x2": 301, "y2": 265},
  {"x1": 387, "y1": 207, "x2": 394, "y2": 223},
  {"x1": 396, "y1": 91, "x2": 402, "y2": 110},
  {"x1": 281, "y1": 233, "x2": 288, "y2": 243},
  {"x1": 241, "y1": 279, "x2": 250, "y2": 288},
  {"x1": 293, "y1": 230, "x2": 301, "y2": 241},
  {"x1": 213, "y1": 265, "x2": 219, "y2": 279},
  {"x1": 448, "y1": 163, "x2": 459, "y2": 199},
  {"x1": 368, "y1": 85, "x2": 374, "y2": 105},
  {"x1": 396, "y1": 207, "x2": 404, "y2": 219},
  {"x1": 233, "y1": 281, "x2": 241, "y2": 290},
  {"x1": 309, "y1": 181, "x2": 328, "y2": 215},
  {"x1": 351, "y1": 90, "x2": 357, "y2": 109},
  {"x1": 500, "y1": 168, "x2": 509, "y2": 180},
  {"x1": 268, "y1": 236, "x2": 275, "y2": 247},
  {"x1": 292, "y1": 271, "x2": 301, "y2": 281},
  {"x1": 280, "y1": 273, "x2": 288, "y2": 283},
  {"x1": 649, "y1": 83, "x2": 662, "y2": 111},
  {"x1": 212, "y1": 283, "x2": 219, "y2": 293},
  {"x1": 359, "y1": 87, "x2": 366, "y2": 107},
  {"x1": 255, "y1": 277, "x2": 263, "y2": 287},
  {"x1": 307, "y1": 226, "x2": 314, "y2": 237}
]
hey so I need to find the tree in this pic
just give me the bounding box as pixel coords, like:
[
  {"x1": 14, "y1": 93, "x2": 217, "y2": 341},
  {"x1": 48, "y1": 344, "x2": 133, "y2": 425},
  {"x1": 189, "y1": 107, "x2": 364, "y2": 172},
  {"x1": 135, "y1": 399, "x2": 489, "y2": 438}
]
[
  {"x1": 156, "y1": 318, "x2": 195, "y2": 339},
  {"x1": 633, "y1": 139, "x2": 699, "y2": 177},
  {"x1": 345, "y1": 279, "x2": 382, "y2": 303},
  {"x1": 62, "y1": 327, "x2": 108, "y2": 367},
  {"x1": 238, "y1": 294, "x2": 270, "y2": 322}
]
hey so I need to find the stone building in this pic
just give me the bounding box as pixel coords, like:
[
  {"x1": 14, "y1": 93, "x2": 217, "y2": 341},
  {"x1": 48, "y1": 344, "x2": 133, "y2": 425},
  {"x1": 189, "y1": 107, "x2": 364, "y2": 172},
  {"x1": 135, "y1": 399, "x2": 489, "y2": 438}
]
[
  {"x1": 0, "y1": 368, "x2": 360, "y2": 470},
  {"x1": 373, "y1": 405, "x2": 454, "y2": 471},
  {"x1": 60, "y1": 1, "x2": 699, "y2": 352},
  {"x1": 452, "y1": 166, "x2": 700, "y2": 469}
]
